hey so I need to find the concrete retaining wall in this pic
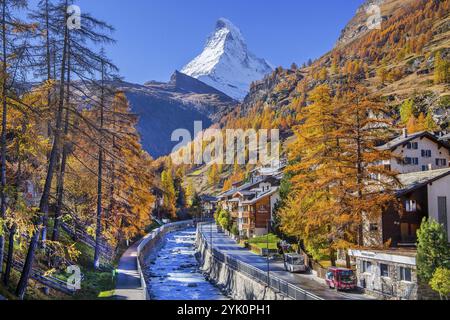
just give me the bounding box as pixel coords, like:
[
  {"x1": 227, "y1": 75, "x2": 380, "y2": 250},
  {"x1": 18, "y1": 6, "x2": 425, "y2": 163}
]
[
  {"x1": 137, "y1": 220, "x2": 194, "y2": 300},
  {"x1": 195, "y1": 231, "x2": 291, "y2": 301}
]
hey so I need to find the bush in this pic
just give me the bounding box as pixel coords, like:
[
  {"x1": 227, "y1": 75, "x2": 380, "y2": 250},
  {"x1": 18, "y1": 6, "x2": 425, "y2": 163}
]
[
  {"x1": 429, "y1": 268, "x2": 450, "y2": 300},
  {"x1": 417, "y1": 218, "x2": 450, "y2": 282},
  {"x1": 230, "y1": 223, "x2": 239, "y2": 237},
  {"x1": 217, "y1": 209, "x2": 232, "y2": 231}
]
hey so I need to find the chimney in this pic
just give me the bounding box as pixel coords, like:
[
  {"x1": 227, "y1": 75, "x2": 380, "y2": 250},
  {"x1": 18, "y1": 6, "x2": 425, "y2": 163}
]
[{"x1": 403, "y1": 128, "x2": 408, "y2": 138}]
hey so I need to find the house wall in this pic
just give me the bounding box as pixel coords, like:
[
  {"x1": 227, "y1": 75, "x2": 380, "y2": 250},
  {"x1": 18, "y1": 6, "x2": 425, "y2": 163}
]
[
  {"x1": 362, "y1": 211, "x2": 383, "y2": 247},
  {"x1": 254, "y1": 197, "x2": 271, "y2": 229},
  {"x1": 381, "y1": 188, "x2": 428, "y2": 247},
  {"x1": 390, "y1": 136, "x2": 450, "y2": 174},
  {"x1": 349, "y1": 250, "x2": 418, "y2": 300},
  {"x1": 427, "y1": 175, "x2": 450, "y2": 241},
  {"x1": 270, "y1": 192, "x2": 281, "y2": 219}
]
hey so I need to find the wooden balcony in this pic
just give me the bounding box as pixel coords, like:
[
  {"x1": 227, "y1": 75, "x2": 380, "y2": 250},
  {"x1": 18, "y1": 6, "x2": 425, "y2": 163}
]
[
  {"x1": 239, "y1": 211, "x2": 252, "y2": 218},
  {"x1": 241, "y1": 223, "x2": 256, "y2": 230}
]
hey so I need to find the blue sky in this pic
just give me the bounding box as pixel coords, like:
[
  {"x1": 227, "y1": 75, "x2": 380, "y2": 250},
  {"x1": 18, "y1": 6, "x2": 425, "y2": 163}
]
[{"x1": 69, "y1": 0, "x2": 363, "y2": 84}]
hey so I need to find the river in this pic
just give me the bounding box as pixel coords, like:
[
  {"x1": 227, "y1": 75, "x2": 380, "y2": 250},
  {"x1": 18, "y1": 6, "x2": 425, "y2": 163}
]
[{"x1": 144, "y1": 227, "x2": 228, "y2": 300}]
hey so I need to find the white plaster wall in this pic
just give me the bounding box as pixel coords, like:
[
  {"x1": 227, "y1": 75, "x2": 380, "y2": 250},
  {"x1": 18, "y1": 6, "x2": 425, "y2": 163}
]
[
  {"x1": 427, "y1": 175, "x2": 450, "y2": 242},
  {"x1": 270, "y1": 192, "x2": 281, "y2": 219},
  {"x1": 254, "y1": 228, "x2": 267, "y2": 236},
  {"x1": 390, "y1": 137, "x2": 450, "y2": 174}
]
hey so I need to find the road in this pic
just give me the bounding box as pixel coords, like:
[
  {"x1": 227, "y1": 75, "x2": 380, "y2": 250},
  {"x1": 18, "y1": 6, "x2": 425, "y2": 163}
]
[{"x1": 199, "y1": 223, "x2": 373, "y2": 301}]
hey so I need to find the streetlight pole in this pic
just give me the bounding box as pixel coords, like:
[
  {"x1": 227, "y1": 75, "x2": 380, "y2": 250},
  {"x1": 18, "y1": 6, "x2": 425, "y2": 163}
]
[
  {"x1": 266, "y1": 219, "x2": 270, "y2": 287},
  {"x1": 210, "y1": 219, "x2": 213, "y2": 265}
]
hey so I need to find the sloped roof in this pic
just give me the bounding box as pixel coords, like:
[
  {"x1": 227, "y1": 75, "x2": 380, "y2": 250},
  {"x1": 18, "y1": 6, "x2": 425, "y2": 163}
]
[
  {"x1": 397, "y1": 168, "x2": 450, "y2": 195},
  {"x1": 218, "y1": 175, "x2": 280, "y2": 199},
  {"x1": 378, "y1": 131, "x2": 450, "y2": 151},
  {"x1": 200, "y1": 195, "x2": 218, "y2": 202},
  {"x1": 242, "y1": 187, "x2": 279, "y2": 205}
]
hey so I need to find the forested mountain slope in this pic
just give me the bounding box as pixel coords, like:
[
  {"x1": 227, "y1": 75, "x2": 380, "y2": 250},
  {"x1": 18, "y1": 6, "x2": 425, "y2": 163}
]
[
  {"x1": 186, "y1": 0, "x2": 449, "y2": 195},
  {"x1": 116, "y1": 71, "x2": 236, "y2": 158},
  {"x1": 220, "y1": 0, "x2": 449, "y2": 133}
]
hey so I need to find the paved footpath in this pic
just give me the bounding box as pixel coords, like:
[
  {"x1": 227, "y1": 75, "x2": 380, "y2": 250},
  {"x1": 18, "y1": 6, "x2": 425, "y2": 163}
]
[
  {"x1": 114, "y1": 240, "x2": 146, "y2": 300},
  {"x1": 199, "y1": 223, "x2": 373, "y2": 300}
]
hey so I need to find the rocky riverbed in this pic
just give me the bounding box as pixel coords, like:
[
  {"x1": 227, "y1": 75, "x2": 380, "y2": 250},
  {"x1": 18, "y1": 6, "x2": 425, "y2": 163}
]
[{"x1": 144, "y1": 227, "x2": 228, "y2": 300}]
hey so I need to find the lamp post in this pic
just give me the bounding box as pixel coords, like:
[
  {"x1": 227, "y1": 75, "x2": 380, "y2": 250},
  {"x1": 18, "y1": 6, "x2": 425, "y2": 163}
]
[
  {"x1": 266, "y1": 219, "x2": 270, "y2": 287},
  {"x1": 210, "y1": 219, "x2": 213, "y2": 265}
]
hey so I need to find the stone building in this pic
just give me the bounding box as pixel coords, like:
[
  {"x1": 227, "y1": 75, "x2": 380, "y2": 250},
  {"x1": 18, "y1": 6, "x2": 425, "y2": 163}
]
[{"x1": 349, "y1": 249, "x2": 418, "y2": 300}]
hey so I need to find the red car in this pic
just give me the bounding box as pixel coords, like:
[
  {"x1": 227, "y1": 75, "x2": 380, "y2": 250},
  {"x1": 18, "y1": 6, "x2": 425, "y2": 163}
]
[{"x1": 325, "y1": 267, "x2": 357, "y2": 291}]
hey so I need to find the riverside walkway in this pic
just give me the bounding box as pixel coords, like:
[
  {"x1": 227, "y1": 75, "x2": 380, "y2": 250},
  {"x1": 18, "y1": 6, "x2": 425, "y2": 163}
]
[{"x1": 114, "y1": 240, "x2": 146, "y2": 300}]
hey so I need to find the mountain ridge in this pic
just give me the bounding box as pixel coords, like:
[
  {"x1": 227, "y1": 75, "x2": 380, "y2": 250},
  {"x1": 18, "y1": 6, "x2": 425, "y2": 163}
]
[
  {"x1": 181, "y1": 18, "x2": 273, "y2": 101},
  {"x1": 115, "y1": 71, "x2": 237, "y2": 158}
]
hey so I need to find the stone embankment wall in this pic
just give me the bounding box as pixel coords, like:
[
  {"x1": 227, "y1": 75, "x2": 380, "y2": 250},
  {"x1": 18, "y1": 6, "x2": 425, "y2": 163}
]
[{"x1": 195, "y1": 231, "x2": 291, "y2": 301}]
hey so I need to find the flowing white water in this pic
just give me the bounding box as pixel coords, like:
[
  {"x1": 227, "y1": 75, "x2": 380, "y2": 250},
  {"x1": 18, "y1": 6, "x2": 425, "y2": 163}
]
[{"x1": 145, "y1": 227, "x2": 227, "y2": 300}]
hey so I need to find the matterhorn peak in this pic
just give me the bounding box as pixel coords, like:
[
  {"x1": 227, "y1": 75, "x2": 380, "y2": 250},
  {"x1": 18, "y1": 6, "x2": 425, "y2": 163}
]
[{"x1": 181, "y1": 18, "x2": 272, "y2": 101}]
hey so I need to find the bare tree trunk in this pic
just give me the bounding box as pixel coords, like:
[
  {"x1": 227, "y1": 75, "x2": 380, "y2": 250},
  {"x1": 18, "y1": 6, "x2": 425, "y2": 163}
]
[
  {"x1": 107, "y1": 100, "x2": 116, "y2": 230},
  {"x1": 52, "y1": 37, "x2": 71, "y2": 243},
  {"x1": 4, "y1": 122, "x2": 26, "y2": 285},
  {"x1": 3, "y1": 224, "x2": 15, "y2": 285},
  {"x1": 16, "y1": 10, "x2": 69, "y2": 299},
  {"x1": 45, "y1": 0, "x2": 53, "y2": 160},
  {"x1": 0, "y1": 0, "x2": 8, "y2": 279},
  {"x1": 93, "y1": 59, "x2": 105, "y2": 270}
]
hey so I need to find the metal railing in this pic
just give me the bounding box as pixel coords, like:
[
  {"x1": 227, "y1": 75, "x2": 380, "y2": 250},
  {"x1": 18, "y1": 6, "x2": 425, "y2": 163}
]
[{"x1": 198, "y1": 224, "x2": 323, "y2": 301}]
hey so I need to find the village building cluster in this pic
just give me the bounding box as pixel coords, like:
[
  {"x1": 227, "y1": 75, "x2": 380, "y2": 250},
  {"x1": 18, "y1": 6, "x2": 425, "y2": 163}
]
[{"x1": 200, "y1": 130, "x2": 450, "y2": 300}]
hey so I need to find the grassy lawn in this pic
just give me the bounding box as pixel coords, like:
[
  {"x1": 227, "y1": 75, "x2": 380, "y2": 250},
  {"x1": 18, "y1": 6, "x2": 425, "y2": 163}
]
[
  {"x1": 247, "y1": 234, "x2": 280, "y2": 252},
  {"x1": 248, "y1": 234, "x2": 280, "y2": 246}
]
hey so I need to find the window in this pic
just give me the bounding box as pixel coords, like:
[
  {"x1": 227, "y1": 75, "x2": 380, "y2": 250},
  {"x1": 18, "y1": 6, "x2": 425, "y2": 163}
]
[
  {"x1": 404, "y1": 157, "x2": 418, "y2": 165},
  {"x1": 422, "y1": 165, "x2": 430, "y2": 171},
  {"x1": 406, "y1": 142, "x2": 419, "y2": 150},
  {"x1": 380, "y1": 264, "x2": 390, "y2": 277},
  {"x1": 399, "y1": 267, "x2": 412, "y2": 282},
  {"x1": 421, "y1": 150, "x2": 432, "y2": 158},
  {"x1": 370, "y1": 223, "x2": 379, "y2": 231},
  {"x1": 405, "y1": 200, "x2": 417, "y2": 212},
  {"x1": 436, "y1": 159, "x2": 447, "y2": 166},
  {"x1": 362, "y1": 261, "x2": 372, "y2": 273}
]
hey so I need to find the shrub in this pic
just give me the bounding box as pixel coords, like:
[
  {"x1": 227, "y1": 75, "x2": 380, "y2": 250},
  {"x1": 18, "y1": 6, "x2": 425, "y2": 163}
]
[
  {"x1": 429, "y1": 268, "x2": 450, "y2": 300},
  {"x1": 417, "y1": 218, "x2": 450, "y2": 282}
]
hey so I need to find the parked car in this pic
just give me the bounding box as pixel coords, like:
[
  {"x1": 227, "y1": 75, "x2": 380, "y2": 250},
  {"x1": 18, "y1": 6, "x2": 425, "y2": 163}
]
[
  {"x1": 325, "y1": 267, "x2": 357, "y2": 291},
  {"x1": 283, "y1": 253, "x2": 308, "y2": 273}
]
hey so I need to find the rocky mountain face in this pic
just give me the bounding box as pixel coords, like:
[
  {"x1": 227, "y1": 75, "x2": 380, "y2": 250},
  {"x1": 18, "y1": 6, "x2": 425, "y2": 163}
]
[
  {"x1": 336, "y1": 0, "x2": 416, "y2": 47},
  {"x1": 219, "y1": 0, "x2": 449, "y2": 131},
  {"x1": 115, "y1": 71, "x2": 236, "y2": 158},
  {"x1": 181, "y1": 18, "x2": 273, "y2": 101}
]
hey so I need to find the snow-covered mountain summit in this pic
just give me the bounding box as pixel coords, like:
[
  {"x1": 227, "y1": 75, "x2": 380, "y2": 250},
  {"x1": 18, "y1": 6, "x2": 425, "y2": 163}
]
[{"x1": 181, "y1": 18, "x2": 273, "y2": 101}]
